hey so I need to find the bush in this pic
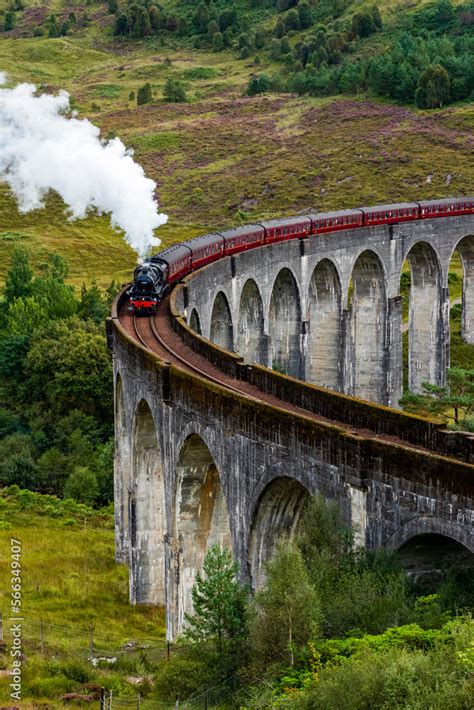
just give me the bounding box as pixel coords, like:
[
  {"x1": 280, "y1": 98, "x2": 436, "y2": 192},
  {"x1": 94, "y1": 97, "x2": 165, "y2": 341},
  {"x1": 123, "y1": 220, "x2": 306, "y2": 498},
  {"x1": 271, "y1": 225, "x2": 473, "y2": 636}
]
[
  {"x1": 154, "y1": 655, "x2": 213, "y2": 701},
  {"x1": 64, "y1": 466, "x2": 99, "y2": 506},
  {"x1": 137, "y1": 82, "x2": 152, "y2": 106},
  {"x1": 163, "y1": 78, "x2": 187, "y2": 102},
  {"x1": 247, "y1": 74, "x2": 271, "y2": 96}
]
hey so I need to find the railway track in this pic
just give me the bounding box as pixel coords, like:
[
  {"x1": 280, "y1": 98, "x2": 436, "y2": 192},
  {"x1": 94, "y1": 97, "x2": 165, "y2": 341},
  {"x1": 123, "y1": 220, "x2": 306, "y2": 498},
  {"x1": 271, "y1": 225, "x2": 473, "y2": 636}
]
[{"x1": 132, "y1": 311, "x2": 267, "y2": 403}]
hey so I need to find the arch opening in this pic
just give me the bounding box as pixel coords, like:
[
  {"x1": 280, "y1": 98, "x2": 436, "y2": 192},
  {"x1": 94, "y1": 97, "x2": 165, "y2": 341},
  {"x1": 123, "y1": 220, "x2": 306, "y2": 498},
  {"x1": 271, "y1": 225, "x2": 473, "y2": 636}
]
[
  {"x1": 269, "y1": 268, "x2": 302, "y2": 377},
  {"x1": 450, "y1": 235, "x2": 474, "y2": 361},
  {"x1": 175, "y1": 434, "x2": 231, "y2": 630},
  {"x1": 397, "y1": 533, "x2": 474, "y2": 595},
  {"x1": 237, "y1": 279, "x2": 266, "y2": 364},
  {"x1": 131, "y1": 400, "x2": 165, "y2": 605},
  {"x1": 307, "y1": 259, "x2": 342, "y2": 390},
  {"x1": 189, "y1": 308, "x2": 202, "y2": 335},
  {"x1": 249, "y1": 476, "x2": 310, "y2": 591},
  {"x1": 401, "y1": 242, "x2": 442, "y2": 394},
  {"x1": 210, "y1": 292, "x2": 234, "y2": 350},
  {"x1": 349, "y1": 251, "x2": 387, "y2": 403}
]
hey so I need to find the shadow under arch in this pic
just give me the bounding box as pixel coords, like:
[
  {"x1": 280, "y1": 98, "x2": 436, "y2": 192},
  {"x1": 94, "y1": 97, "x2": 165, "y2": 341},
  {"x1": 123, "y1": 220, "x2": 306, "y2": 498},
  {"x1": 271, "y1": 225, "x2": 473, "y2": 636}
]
[
  {"x1": 269, "y1": 267, "x2": 302, "y2": 378},
  {"x1": 237, "y1": 278, "x2": 266, "y2": 364},
  {"x1": 397, "y1": 533, "x2": 474, "y2": 594},
  {"x1": 130, "y1": 399, "x2": 165, "y2": 606},
  {"x1": 249, "y1": 476, "x2": 311, "y2": 591},
  {"x1": 189, "y1": 308, "x2": 202, "y2": 335},
  {"x1": 349, "y1": 250, "x2": 387, "y2": 403},
  {"x1": 210, "y1": 291, "x2": 234, "y2": 350},
  {"x1": 307, "y1": 259, "x2": 342, "y2": 390},
  {"x1": 401, "y1": 241, "x2": 442, "y2": 393},
  {"x1": 451, "y1": 234, "x2": 474, "y2": 346},
  {"x1": 175, "y1": 433, "x2": 232, "y2": 631}
]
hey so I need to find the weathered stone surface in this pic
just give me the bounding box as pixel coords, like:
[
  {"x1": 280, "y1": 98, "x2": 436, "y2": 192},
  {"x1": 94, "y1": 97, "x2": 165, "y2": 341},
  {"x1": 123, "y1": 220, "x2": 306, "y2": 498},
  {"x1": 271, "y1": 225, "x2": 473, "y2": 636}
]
[{"x1": 112, "y1": 214, "x2": 474, "y2": 639}]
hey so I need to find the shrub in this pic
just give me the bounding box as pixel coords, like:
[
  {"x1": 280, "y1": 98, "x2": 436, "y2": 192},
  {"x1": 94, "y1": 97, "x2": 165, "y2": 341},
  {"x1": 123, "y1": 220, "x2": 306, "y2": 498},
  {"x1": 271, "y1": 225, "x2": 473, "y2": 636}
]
[
  {"x1": 4, "y1": 10, "x2": 14, "y2": 31},
  {"x1": 64, "y1": 466, "x2": 99, "y2": 506},
  {"x1": 154, "y1": 655, "x2": 212, "y2": 701},
  {"x1": 137, "y1": 82, "x2": 152, "y2": 106},
  {"x1": 163, "y1": 78, "x2": 187, "y2": 102}
]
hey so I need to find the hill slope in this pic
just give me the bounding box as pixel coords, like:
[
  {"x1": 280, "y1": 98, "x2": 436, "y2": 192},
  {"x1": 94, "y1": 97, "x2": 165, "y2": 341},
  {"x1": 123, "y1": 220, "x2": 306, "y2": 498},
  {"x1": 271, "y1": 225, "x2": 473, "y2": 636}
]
[{"x1": 0, "y1": 0, "x2": 472, "y2": 285}]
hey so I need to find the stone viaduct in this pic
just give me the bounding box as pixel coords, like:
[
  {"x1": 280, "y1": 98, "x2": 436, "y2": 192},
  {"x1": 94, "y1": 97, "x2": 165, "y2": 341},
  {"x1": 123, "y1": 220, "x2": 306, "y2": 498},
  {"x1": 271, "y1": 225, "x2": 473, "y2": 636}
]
[{"x1": 109, "y1": 212, "x2": 474, "y2": 639}]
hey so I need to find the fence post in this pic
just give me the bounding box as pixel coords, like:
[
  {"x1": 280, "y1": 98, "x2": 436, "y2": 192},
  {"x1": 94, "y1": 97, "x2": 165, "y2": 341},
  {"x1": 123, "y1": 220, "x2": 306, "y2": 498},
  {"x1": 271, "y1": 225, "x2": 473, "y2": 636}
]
[
  {"x1": 0, "y1": 611, "x2": 3, "y2": 641},
  {"x1": 204, "y1": 689, "x2": 208, "y2": 710},
  {"x1": 40, "y1": 619, "x2": 45, "y2": 655},
  {"x1": 137, "y1": 694, "x2": 141, "y2": 710},
  {"x1": 89, "y1": 623, "x2": 94, "y2": 657},
  {"x1": 100, "y1": 687, "x2": 105, "y2": 710}
]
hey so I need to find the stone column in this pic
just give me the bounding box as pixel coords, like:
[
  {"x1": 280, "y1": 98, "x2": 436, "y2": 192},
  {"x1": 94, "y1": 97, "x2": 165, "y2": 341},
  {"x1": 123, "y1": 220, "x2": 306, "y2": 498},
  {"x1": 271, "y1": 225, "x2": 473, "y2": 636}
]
[
  {"x1": 460, "y1": 240, "x2": 474, "y2": 345},
  {"x1": 438, "y1": 286, "x2": 450, "y2": 387},
  {"x1": 386, "y1": 296, "x2": 403, "y2": 408},
  {"x1": 341, "y1": 308, "x2": 353, "y2": 396}
]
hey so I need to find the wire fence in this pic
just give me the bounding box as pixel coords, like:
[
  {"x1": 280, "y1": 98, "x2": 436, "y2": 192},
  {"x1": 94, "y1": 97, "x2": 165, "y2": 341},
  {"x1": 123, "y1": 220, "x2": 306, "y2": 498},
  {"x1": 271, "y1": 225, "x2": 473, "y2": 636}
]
[
  {"x1": 3, "y1": 612, "x2": 241, "y2": 708},
  {"x1": 2, "y1": 611, "x2": 169, "y2": 660},
  {"x1": 101, "y1": 676, "x2": 240, "y2": 709}
]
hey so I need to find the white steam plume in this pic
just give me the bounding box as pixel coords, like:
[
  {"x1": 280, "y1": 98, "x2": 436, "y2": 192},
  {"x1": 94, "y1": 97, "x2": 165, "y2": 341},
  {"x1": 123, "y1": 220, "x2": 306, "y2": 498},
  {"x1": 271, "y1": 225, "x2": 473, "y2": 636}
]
[{"x1": 0, "y1": 75, "x2": 167, "y2": 257}]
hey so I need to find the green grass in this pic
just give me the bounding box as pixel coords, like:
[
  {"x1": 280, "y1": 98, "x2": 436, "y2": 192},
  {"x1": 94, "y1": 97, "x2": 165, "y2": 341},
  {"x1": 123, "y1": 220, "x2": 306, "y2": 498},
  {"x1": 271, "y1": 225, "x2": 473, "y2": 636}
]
[{"x1": 0, "y1": 488, "x2": 166, "y2": 707}]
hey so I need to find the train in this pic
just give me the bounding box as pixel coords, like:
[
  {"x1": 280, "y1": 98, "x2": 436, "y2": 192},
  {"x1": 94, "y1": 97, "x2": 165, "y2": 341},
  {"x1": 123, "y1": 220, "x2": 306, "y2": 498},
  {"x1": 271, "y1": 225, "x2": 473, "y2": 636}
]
[{"x1": 128, "y1": 197, "x2": 474, "y2": 314}]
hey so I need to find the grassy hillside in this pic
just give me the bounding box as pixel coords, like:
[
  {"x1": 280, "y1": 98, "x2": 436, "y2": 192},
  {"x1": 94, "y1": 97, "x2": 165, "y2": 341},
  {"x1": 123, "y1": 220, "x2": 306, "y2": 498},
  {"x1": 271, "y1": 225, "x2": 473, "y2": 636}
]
[{"x1": 0, "y1": 0, "x2": 472, "y2": 286}]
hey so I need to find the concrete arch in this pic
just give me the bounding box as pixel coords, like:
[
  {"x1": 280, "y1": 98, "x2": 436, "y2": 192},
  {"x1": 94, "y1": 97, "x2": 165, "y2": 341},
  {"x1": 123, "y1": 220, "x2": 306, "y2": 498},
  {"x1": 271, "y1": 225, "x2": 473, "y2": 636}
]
[
  {"x1": 189, "y1": 308, "x2": 201, "y2": 335},
  {"x1": 403, "y1": 241, "x2": 442, "y2": 393},
  {"x1": 237, "y1": 278, "x2": 266, "y2": 364},
  {"x1": 349, "y1": 250, "x2": 387, "y2": 403},
  {"x1": 269, "y1": 267, "x2": 302, "y2": 377},
  {"x1": 130, "y1": 399, "x2": 165, "y2": 606},
  {"x1": 451, "y1": 234, "x2": 474, "y2": 345},
  {"x1": 249, "y1": 476, "x2": 311, "y2": 591},
  {"x1": 307, "y1": 259, "x2": 342, "y2": 390},
  {"x1": 210, "y1": 291, "x2": 234, "y2": 351},
  {"x1": 114, "y1": 373, "x2": 131, "y2": 563},
  {"x1": 175, "y1": 433, "x2": 232, "y2": 631}
]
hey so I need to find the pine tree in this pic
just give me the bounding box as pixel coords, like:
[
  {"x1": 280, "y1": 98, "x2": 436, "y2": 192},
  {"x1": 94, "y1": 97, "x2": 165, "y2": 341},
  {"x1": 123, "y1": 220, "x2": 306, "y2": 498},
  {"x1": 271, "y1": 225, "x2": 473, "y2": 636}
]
[
  {"x1": 298, "y1": 2, "x2": 312, "y2": 30},
  {"x1": 194, "y1": 2, "x2": 209, "y2": 33},
  {"x1": 184, "y1": 545, "x2": 248, "y2": 653},
  {"x1": 4, "y1": 10, "x2": 15, "y2": 31},
  {"x1": 163, "y1": 78, "x2": 187, "y2": 102},
  {"x1": 137, "y1": 82, "x2": 152, "y2": 105},
  {"x1": 4, "y1": 248, "x2": 33, "y2": 304}
]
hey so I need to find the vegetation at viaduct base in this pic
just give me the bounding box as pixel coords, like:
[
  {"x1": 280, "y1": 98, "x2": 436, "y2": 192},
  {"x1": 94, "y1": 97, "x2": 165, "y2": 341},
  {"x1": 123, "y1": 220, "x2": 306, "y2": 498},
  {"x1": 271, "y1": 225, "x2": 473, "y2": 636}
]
[{"x1": 154, "y1": 497, "x2": 474, "y2": 708}]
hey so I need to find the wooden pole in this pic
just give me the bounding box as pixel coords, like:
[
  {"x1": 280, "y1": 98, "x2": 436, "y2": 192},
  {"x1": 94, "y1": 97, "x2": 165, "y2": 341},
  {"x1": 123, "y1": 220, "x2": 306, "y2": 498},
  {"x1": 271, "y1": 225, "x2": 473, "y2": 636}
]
[{"x1": 40, "y1": 619, "x2": 45, "y2": 655}]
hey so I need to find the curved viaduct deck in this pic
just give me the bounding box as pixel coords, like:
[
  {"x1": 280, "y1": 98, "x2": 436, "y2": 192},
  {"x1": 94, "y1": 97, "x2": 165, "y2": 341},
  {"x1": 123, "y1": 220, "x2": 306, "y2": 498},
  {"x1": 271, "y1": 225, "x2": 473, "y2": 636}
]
[{"x1": 110, "y1": 213, "x2": 474, "y2": 639}]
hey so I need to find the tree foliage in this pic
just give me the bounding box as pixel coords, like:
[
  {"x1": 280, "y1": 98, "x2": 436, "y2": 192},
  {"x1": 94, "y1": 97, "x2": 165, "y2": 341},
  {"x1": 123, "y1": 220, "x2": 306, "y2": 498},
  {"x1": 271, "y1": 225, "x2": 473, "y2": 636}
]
[
  {"x1": 184, "y1": 545, "x2": 248, "y2": 653},
  {"x1": 0, "y1": 248, "x2": 116, "y2": 506},
  {"x1": 400, "y1": 367, "x2": 474, "y2": 425}
]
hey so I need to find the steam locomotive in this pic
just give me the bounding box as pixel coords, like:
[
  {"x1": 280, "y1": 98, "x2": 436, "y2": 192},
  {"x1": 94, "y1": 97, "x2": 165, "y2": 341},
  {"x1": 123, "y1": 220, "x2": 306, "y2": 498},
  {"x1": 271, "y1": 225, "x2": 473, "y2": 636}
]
[{"x1": 129, "y1": 197, "x2": 474, "y2": 314}]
